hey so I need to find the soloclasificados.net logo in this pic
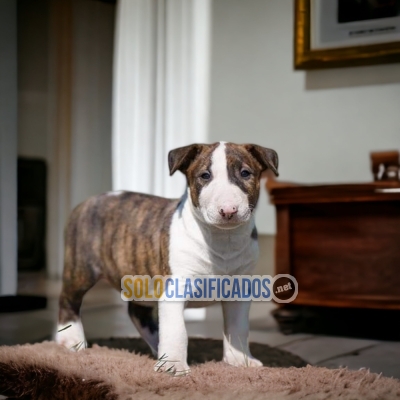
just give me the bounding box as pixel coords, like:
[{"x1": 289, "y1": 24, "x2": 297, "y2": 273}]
[{"x1": 121, "y1": 275, "x2": 298, "y2": 304}]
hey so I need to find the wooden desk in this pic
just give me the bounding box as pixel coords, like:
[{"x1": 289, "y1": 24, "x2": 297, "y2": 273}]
[{"x1": 267, "y1": 180, "x2": 400, "y2": 336}]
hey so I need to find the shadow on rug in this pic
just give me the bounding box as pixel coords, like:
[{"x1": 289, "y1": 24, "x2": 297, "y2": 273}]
[
  {"x1": 0, "y1": 338, "x2": 399, "y2": 400},
  {"x1": 87, "y1": 337, "x2": 307, "y2": 368}
]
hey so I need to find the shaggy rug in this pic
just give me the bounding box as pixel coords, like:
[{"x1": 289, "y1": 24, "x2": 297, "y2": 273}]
[{"x1": 0, "y1": 338, "x2": 399, "y2": 400}]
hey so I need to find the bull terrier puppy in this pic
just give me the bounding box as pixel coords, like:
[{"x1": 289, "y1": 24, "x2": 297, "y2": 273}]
[{"x1": 55, "y1": 142, "x2": 278, "y2": 376}]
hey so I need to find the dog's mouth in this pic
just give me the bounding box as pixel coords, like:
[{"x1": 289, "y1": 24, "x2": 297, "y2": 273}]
[
  {"x1": 203, "y1": 208, "x2": 253, "y2": 229},
  {"x1": 211, "y1": 221, "x2": 245, "y2": 230}
]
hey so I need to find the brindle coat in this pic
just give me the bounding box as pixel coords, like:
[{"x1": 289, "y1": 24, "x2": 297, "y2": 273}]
[{"x1": 59, "y1": 192, "x2": 178, "y2": 325}]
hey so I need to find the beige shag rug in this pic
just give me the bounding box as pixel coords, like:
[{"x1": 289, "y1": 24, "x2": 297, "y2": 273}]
[{"x1": 1, "y1": 339, "x2": 399, "y2": 400}]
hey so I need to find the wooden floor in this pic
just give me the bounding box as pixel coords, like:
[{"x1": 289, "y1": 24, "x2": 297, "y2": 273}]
[{"x1": 1, "y1": 271, "x2": 399, "y2": 381}]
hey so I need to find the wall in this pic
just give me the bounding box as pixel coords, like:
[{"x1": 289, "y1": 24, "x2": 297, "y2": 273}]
[
  {"x1": 70, "y1": 0, "x2": 114, "y2": 208},
  {"x1": 209, "y1": 0, "x2": 400, "y2": 235},
  {"x1": 18, "y1": 0, "x2": 113, "y2": 207},
  {"x1": 18, "y1": 0, "x2": 114, "y2": 277},
  {"x1": 0, "y1": 0, "x2": 18, "y2": 295},
  {"x1": 17, "y1": 0, "x2": 49, "y2": 161}
]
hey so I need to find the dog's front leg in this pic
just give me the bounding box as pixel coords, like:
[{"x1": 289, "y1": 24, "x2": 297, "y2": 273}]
[
  {"x1": 156, "y1": 300, "x2": 190, "y2": 376},
  {"x1": 222, "y1": 300, "x2": 263, "y2": 367}
]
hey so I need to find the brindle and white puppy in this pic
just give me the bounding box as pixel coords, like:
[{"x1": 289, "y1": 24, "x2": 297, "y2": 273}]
[{"x1": 55, "y1": 141, "x2": 278, "y2": 376}]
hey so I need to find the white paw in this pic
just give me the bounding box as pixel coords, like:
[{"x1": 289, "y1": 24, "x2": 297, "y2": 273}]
[
  {"x1": 223, "y1": 352, "x2": 263, "y2": 368},
  {"x1": 223, "y1": 340, "x2": 263, "y2": 367},
  {"x1": 223, "y1": 333, "x2": 263, "y2": 368},
  {"x1": 154, "y1": 353, "x2": 191, "y2": 376},
  {"x1": 55, "y1": 321, "x2": 87, "y2": 351}
]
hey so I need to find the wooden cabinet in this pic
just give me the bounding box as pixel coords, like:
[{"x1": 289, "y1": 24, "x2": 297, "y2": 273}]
[
  {"x1": 267, "y1": 181, "x2": 400, "y2": 336},
  {"x1": 270, "y1": 181, "x2": 400, "y2": 310}
]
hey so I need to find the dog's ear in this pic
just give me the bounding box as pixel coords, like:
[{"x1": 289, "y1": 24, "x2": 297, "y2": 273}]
[
  {"x1": 168, "y1": 144, "x2": 203, "y2": 176},
  {"x1": 244, "y1": 144, "x2": 279, "y2": 176}
]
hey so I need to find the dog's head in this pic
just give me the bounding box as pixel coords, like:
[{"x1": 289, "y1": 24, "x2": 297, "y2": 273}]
[{"x1": 169, "y1": 142, "x2": 278, "y2": 229}]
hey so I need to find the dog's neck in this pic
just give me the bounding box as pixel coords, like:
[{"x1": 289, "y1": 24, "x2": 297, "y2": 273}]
[{"x1": 169, "y1": 189, "x2": 259, "y2": 276}]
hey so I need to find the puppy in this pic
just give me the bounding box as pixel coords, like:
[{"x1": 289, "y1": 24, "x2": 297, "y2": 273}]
[{"x1": 55, "y1": 141, "x2": 278, "y2": 376}]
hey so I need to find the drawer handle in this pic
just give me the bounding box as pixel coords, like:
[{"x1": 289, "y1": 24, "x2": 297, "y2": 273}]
[{"x1": 375, "y1": 188, "x2": 400, "y2": 193}]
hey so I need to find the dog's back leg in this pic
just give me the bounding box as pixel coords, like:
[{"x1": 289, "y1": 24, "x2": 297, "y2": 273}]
[
  {"x1": 55, "y1": 280, "x2": 97, "y2": 351},
  {"x1": 128, "y1": 302, "x2": 159, "y2": 357},
  {"x1": 55, "y1": 230, "x2": 100, "y2": 351}
]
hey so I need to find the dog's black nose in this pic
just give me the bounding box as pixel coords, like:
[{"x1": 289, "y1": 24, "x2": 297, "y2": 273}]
[{"x1": 219, "y1": 206, "x2": 238, "y2": 219}]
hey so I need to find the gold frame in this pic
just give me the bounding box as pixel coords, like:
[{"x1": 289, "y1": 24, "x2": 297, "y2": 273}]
[{"x1": 294, "y1": 0, "x2": 400, "y2": 70}]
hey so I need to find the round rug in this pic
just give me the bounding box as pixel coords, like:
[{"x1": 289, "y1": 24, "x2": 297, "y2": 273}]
[{"x1": 88, "y1": 337, "x2": 307, "y2": 368}]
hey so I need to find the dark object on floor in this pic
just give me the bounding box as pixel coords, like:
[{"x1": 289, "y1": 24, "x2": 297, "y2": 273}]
[
  {"x1": 0, "y1": 295, "x2": 47, "y2": 313},
  {"x1": 87, "y1": 337, "x2": 307, "y2": 368},
  {"x1": 1, "y1": 341, "x2": 399, "y2": 400},
  {"x1": 18, "y1": 157, "x2": 47, "y2": 271},
  {"x1": 273, "y1": 305, "x2": 400, "y2": 341}
]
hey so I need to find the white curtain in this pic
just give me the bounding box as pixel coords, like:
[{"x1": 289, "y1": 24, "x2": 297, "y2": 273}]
[{"x1": 112, "y1": 0, "x2": 211, "y2": 198}]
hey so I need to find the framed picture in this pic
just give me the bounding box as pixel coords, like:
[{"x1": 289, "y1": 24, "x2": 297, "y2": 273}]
[{"x1": 294, "y1": 0, "x2": 400, "y2": 69}]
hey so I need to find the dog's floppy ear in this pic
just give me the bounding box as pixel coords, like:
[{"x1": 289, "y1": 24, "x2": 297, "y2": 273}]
[
  {"x1": 244, "y1": 144, "x2": 279, "y2": 176},
  {"x1": 168, "y1": 144, "x2": 203, "y2": 176}
]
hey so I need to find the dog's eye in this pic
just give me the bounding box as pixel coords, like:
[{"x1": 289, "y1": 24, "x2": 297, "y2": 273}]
[
  {"x1": 201, "y1": 172, "x2": 211, "y2": 180},
  {"x1": 240, "y1": 170, "x2": 251, "y2": 178}
]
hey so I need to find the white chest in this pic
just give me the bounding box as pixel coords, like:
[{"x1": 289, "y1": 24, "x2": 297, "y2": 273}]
[{"x1": 168, "y1": 199, "x2": 259, "y2": 276}]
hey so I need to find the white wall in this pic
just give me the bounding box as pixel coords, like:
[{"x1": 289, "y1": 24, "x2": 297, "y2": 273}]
[
  {"x1": 209, "y1": 0, "x2": 400, "y2": 234},
  {"x1": 0, "y1": 0, "x2": 18, "y2": 295}
]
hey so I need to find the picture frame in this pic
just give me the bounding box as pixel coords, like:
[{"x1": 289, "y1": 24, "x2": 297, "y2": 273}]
[{"x1": 294, "y1": 0, "x2": 400, "y2": 69}]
